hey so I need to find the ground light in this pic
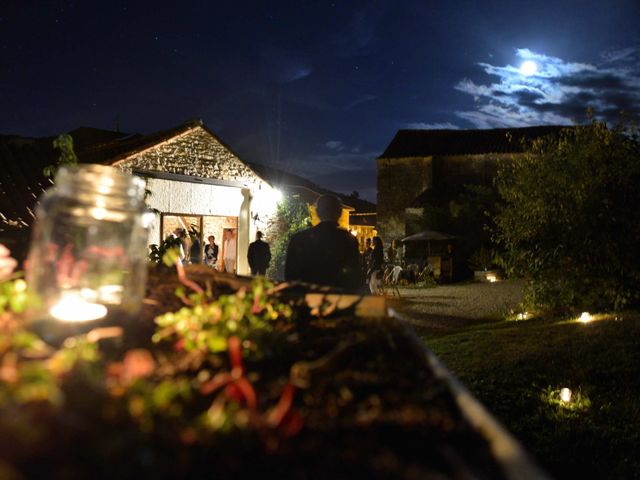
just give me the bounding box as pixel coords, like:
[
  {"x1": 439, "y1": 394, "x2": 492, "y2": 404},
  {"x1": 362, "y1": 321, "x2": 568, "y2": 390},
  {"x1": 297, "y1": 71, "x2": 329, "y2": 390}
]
[
  {"x1": 579, "y1": 312, "x2": 593, "y2": 323},
  {"x1": 560, "y1": 388, "x2": 572, "y2": 403}
]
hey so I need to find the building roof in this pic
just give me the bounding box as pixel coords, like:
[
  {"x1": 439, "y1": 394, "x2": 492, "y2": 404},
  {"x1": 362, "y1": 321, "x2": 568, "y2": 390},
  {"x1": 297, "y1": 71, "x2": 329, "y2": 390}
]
[
  {"x1": 1, "y1": 120, "x2": 376, "y2": 229},
  {"x1": 0, "y1": 134, "x2": 57, "y2": 227},
  {"x1": 379, "y1": 125, "x2": 570, "y2": 158},
  {"x1": 0, "y1": 120, "x2": 246, "y2": 227}
]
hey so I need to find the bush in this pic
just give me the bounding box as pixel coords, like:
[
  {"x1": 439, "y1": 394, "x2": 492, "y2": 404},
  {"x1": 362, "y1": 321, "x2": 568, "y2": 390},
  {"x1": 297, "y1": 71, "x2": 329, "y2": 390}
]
[
  {"x1": 494, "y1": 118, "x2": 640, "y2": 312},
  {"x1": 266, "y1": 196, "x2": 311, "y2": 281}
]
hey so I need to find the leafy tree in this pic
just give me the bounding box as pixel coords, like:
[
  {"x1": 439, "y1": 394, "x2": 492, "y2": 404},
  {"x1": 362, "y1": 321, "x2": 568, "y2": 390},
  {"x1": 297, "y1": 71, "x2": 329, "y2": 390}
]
[
  {"x1": 494, "y1": 119, "x2": 640, "y2": 312},
  {"x1": 408, "y1": 183, "x2": 500, "y2": 272},
  {"x1": 266, "y1": 196, "x2": 311, "y2": 281},
  {"x1": 43, "y1": 134, "x2": 78, "y2": 177}
]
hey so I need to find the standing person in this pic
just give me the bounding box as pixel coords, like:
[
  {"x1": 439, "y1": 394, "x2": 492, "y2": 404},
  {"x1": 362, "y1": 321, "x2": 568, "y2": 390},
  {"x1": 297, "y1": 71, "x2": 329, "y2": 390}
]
[
  {"x1": 189, "y1": 230, "x2": 202, "y2": 264},
  {"x1": 367, "y1": 236, "x2": 384, "y2": 294},
  {"x1": 361, "y1": 237, "x2": 373, "y2": 282},
  {"x1": 285, "y1": 194, "x2": 360, "y2": 291},
  {"x1": 170, "y1": 228, "x2": 186, "y2": 263},
  {"x1": 204, "y1": 235, "x2": 219, "y2": 268},
  {"x1": 222, "y1": 230, "x2": 236, "y2": 274},
  {"x1": 247, "y1": 231, "x2": 271, "y2": 276}
]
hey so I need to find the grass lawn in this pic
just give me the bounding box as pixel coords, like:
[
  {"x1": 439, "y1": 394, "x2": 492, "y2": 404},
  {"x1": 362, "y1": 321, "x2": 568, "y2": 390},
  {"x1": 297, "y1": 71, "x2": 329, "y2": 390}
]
[{"x1": 424, "y1": 312, "x2": 640, "y2": 479}]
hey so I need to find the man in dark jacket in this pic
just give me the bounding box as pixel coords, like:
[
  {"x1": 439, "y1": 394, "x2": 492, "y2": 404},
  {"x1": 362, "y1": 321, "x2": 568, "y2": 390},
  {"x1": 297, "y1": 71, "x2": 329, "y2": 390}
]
[
  {"x1": 247, "y1": 231, "x2": 271, "y2": 276},
  {"x1": 285, "y1": 194, "x2": 360, "y2": 292}
]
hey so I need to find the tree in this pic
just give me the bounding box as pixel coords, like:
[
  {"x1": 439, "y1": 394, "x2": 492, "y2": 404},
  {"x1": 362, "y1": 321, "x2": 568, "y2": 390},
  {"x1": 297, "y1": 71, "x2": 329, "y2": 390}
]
[
  {"x1": 494, "y1": 119, "x2": 640, "y2": 312},
  {"x1": 266, "y1": 196, "x2": 311, "y2": 280}
]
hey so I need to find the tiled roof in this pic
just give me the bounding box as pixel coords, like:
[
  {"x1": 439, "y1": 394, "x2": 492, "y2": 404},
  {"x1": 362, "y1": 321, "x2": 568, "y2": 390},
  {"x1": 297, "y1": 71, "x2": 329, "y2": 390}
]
[
  {"x1": 1, "y1": 120, "x2": 376, "y2": 230},
  {"x1": 380, "y1": 125, "x2": 570, "y2": 158},
  {"x1": 0, "y1": 134, "x2": 57, "y2": 227},
  {"x1": 0, "y1": 121, "x2": 205, "y2": 228}
]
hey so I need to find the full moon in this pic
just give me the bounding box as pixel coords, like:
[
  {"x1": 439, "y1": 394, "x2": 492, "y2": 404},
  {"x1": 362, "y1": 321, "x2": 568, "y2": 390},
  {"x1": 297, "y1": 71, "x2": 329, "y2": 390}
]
[{"x1": 520, "y1": 60, "x2": 538, "y2": 76}]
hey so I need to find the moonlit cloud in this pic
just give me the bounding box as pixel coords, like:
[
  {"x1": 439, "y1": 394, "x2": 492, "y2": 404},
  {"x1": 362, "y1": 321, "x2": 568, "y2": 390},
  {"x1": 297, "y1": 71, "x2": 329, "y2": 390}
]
[{"x1": 454, "y1": 47, "x2": 640, "y2": 128}]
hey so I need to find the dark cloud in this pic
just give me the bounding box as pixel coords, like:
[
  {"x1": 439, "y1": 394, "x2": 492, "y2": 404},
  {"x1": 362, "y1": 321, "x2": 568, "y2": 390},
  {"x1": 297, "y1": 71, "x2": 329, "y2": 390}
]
[
  {"x1": 555, "y1": 73, "x2": 632, "y2": 91},
  {"x1": 404, "y1": 122, "x2": 460, "y2": 130}
]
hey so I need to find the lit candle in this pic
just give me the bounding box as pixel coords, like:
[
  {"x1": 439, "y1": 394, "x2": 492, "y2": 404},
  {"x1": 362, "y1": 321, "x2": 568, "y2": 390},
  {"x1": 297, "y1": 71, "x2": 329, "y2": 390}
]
[{"x1": 49, "y1": 292, "x2": 108, "y2": 322}]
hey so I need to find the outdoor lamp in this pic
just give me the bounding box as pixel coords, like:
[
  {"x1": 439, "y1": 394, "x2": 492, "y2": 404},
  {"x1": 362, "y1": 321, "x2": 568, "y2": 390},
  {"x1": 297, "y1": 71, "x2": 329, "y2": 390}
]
[
  {"x1": 560, "y1": 388, "x2": 572, "y2": 403},
  {"x1": 579, "y1": 312, "x2": 592, "y2": 323},
  {"x1": 26, "y1": 165, "x2": 148, "y2": 337}
]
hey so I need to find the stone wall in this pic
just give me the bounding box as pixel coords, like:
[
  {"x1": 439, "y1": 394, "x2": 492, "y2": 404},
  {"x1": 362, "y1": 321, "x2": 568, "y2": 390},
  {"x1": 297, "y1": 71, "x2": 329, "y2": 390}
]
[
  {"x1": 377, "y1": 153, "x2": 512, "y2": 251},
  {"x1": 376, "y1": 156, "x2": 431, "y2": 246},
  {"x1": 114, "y1": 126, "x2": 265, "y2": 187},
  {"x1": 113, "y1": 126, "x2": 280, "y2": 275},
  {"x1": 432, "y1": 154, "x2": 503, "y2": 193}
]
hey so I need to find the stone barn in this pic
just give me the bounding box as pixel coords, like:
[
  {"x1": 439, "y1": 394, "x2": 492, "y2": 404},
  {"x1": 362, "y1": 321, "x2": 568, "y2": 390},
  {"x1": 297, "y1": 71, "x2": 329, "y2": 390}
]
[{"x1": 376, "y1": 126, "x2": 567, "y2": 261}]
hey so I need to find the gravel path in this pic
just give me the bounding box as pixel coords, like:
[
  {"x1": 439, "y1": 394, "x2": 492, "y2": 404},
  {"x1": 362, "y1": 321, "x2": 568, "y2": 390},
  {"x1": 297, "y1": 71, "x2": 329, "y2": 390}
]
[{"x1": 387, "y1": 280, "x2": 525, "y2": 337}]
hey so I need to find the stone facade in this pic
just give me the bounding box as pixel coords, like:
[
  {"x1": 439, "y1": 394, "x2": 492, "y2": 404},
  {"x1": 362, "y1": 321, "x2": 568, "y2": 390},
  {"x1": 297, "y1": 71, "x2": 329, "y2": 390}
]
[
  {"x1": 112, "y1": 125, "x2": 280, "y2": 275},
  {"x1": 377, "y1": 153, "x2": 506, "y2": 247},
  {"x1": 113, "y1": 126, "x2": 263, "y2": 185},
  {"x1": 376, "y1": 156, "x2": 432, "y2": 246}
]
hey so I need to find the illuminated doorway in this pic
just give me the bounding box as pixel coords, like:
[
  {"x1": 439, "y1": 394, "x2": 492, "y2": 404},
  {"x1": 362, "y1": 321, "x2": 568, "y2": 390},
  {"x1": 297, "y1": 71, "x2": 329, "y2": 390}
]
[{"x1": 161, "y1": 214, "x2": 237, "y2": 269}]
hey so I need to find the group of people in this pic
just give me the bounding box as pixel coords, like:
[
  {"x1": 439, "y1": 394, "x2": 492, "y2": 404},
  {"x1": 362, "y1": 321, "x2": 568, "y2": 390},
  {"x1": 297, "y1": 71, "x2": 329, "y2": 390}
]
[
  {"x1": 168, "y1": 194, "x2": 385, "y2": 293},
  {"x1": 284, "y1": 194, "x2": 386, "y2": 294},
  {"x1": 170, "y1": 228, "x2": 271, "y2": 276}
]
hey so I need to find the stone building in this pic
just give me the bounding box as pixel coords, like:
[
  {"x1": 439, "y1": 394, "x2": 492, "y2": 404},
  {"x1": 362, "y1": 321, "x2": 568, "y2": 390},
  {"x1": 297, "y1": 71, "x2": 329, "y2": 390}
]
[
  {"x1": 0, "y1": 120, "x2": 281, "y2": 274},
  {"x1": 1, "y1": 118, "x2": 377, "y2": 272},
  {"x1": 376, "y1": 125, "x2": 567, "y2": 249}
]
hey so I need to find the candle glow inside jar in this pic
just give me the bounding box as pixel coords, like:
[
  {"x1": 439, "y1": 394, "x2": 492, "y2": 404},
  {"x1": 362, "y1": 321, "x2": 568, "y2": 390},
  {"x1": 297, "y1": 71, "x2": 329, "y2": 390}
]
[
  {"x1": 27, "y1": 164, "x2": 149, "y2": 325},
  {"x1": 49, "y1": 291, "x2": 108, "y2": 322}
]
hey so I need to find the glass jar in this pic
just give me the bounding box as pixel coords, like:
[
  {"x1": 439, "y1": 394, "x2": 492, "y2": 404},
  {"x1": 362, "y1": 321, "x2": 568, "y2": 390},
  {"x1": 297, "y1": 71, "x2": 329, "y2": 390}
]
[{"x1": 27, "y1": 164, "x2": 148, "y2": 328}]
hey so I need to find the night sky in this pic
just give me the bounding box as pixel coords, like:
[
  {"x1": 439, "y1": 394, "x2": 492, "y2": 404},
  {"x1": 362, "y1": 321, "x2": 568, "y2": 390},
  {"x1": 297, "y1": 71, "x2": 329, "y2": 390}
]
[{"x1": 2, "y1": 1, "x2": 639, "y2": 202}]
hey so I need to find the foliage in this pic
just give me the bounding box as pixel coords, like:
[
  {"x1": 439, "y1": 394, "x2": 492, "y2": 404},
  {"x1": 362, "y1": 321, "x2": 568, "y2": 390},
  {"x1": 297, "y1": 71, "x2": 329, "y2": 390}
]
[
  {"x1": 467, "y1": 245, "x2": 494, "y2": 271},
  {"x1": 153, "y1": 277, "x2": 293, "y2": 357},
  {"x1": 494, "y1": 119, "x2": 640, "y2": 312},
  {"x1": 408, "y1": 183, "x2": 500, "y2": 268},
  {"x1": 541, "y1": 386, "x2": 592, "y2": 414},
  {"x1": 0, "y1": 271, "x2": 301, "y2": 476},
  {"x1": 43, "y1": 134, "x2": 78, "y2": 178},
  {"x1": 266, "y1": 195, "x2": 311, "y2": 280}
]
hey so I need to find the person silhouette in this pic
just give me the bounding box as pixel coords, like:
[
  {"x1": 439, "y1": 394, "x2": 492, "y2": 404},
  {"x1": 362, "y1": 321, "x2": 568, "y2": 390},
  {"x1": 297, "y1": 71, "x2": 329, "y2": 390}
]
[
  {"x1": 189, "y1": 230, "x2": 202, "y2": 264},
  {"x1": 284, "y1": 194, "x2": 360, "y2": 291},
  {"x1": 247, "y1": 231, "x2": 271, "y2": 276}
]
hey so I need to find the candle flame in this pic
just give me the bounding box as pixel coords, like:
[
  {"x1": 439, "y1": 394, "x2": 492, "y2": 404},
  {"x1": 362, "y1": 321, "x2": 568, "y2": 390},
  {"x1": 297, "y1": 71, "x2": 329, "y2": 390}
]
[{"x1": 50, "y1": 293, "x2": 108, "y2": 322}]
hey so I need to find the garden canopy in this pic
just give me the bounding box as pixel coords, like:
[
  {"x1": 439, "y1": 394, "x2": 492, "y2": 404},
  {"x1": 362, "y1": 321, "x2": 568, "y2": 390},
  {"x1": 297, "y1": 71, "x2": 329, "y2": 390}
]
[{"x1": 401, "y1": 230, "x2": 456, "y2": 242}]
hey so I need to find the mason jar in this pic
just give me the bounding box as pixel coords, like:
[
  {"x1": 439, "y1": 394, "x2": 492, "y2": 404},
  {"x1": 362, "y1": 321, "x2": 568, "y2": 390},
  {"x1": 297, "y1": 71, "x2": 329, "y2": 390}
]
[{"x1": 26, "y1": 164, "x2": 148, "y2": 329}]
